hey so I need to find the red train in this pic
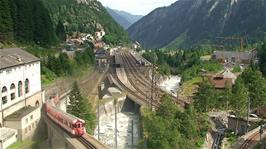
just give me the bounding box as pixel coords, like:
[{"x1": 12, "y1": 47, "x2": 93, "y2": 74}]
[{"x1": 45, "y1": 103, "x2": 86, "y2": 136}]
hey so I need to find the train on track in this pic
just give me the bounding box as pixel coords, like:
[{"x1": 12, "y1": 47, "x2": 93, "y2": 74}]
[{"x1": 45, "y1": 103, "x2": 86, "y2": 137}]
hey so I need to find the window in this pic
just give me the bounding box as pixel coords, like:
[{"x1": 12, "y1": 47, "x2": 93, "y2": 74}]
[
  {"x1": 25, "y1": 79, "x2": 29, "y2": 94},
  {"x1": 2, "y1": 96, "x2": 7, "y2": 105},
  {"x1": 25, "y1": 118, "x2": 28, "y2": 124},
  {"x1": 2, "y1": 86, "x2": 7, "y2": 93},
  {"x1": 10, "y1": 84, "x2": 15, "y2": 90},
  {"x1": 18, "y1": 81, "x2": 22, "y2": 97},
  {"x1": 11, "y1": 93, "x2": 15, "y2": 100},
  {"x1": 30, "y1": 115, "x2": 33, "y2": 120},
  {"x1": 28, "y1": 125, "x2": 31, "y2": 131}
]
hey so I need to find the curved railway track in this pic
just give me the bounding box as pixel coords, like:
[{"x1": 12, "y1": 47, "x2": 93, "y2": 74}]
[
  {"x1": 120, "y1": 53, "x2": 160, "y2": 107},
  {"x1": 110, "y1": 57, "x2": 151, "y2": 106},
  {"x1": 120, "y1": 51, "x2": 187, "y2": 107},
  {"x1": 239, "y1": 132, "x2": 260, "y2": 149}
]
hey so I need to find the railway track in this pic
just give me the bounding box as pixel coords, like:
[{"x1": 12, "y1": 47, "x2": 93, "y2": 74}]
[
  {"x1": 239, "y1": 132, "x2": 260, "y2": 149},
  {"x1": 120, "y1": 51, "x2": 187, "y2": 107},
  {"x1": 79, "y1": 136, "x2": 97, "y2": 149},
  {"x1": 79, "y1": 134, "x2": 108, "y2": 149},
  {"x1": 119, "y1": 52, "x2": 160, "y2": 107},
  {"x1": 110, "y1": 57, "x2": 151, "y2": 106}
]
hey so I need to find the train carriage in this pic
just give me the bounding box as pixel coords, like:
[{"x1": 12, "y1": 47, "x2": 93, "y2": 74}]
[{"x1": 45, "y1": 103, "x2": 86, "y2": 137}]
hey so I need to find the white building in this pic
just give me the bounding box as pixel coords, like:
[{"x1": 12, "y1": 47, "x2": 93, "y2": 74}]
[
  {"x1": 0, "y1": 48, "x2": 44, "y2": 146},
  {"x1": 0, "y1": 127, "x2": 17, "y2": 149}
]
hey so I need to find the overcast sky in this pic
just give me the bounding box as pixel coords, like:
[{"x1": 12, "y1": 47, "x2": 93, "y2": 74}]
[{"x1": 98, "y1": 0, "x2": 177, "y2": 15}]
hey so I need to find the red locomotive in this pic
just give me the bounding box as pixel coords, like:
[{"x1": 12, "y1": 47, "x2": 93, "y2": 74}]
[{"x1": 45, "y1": 103, "x2": 86, "y2": 136}]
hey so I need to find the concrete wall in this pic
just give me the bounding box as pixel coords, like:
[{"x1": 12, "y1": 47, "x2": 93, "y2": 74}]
[{"x1": 45, "y1": 115, "x2": 85, "y2": 149}]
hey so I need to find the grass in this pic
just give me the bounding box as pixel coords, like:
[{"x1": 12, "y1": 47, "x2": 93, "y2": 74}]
[
  {"x1": 225, "y1": 131, "x2": 238, "y2": 146},
  {"x1": 178, "y1": 77, "x2": 203, "y2": 101},
  {"x1": 7, "y1": 140, "x2": 44, "y2": 149},
  {"x1": 200, "y1": 55, "x2": 211, "y2": 61}
]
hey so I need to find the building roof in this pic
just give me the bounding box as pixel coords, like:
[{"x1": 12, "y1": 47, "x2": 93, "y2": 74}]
[
  {"x1": 0, "y1": 48, "x2": 40, "y2": 70},
  {"x1": 0, "y1": 127, "x2": 17, "y2": 141},
  {"x1": 5, "y1": 106, "x2": 38, "y2": 121},
  {"x1": 213, "y1": 51, "x2": 252, "y2": 60},
  {"x1": 95, "y1": 48, "x2": 110, "y2": 59},
  {"x1": 208, "y1": 76, "x2": 233, "y2": 89}
]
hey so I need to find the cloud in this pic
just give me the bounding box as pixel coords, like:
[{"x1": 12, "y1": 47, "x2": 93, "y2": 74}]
[{"x1": 98, "y1": 0, "x2": 176, "y2": 15}]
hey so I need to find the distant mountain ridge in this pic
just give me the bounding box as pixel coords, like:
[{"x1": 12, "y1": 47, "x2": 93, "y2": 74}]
[
  {"x1": 106, "y1": 7, "x2": 143, "y2": 29},
  {"x1": 128, "y1": 0, "x2": 266, "y2": 49}
]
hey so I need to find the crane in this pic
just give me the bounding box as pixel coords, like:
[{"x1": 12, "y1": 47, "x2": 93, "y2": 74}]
[{"x1": 216, "y1": 36, "x2": 246, "y2": 51}]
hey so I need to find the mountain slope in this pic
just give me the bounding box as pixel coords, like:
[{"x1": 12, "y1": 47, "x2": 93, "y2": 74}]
[
  {"x1": 128, "y1": 0, "x2": 266, "y2": 49},
  {"x1": 0, "y1": 0, "x2": 56, "y2": 46},
  {"x1": 40, "y1": 0, "x2": 130, "y2": 44},
  {"x1": 106, "y1": 7, "x2": 131, "y2": 29},
  {"x1": 106, "y1": 7, "x2": 143, "y2": 29}
]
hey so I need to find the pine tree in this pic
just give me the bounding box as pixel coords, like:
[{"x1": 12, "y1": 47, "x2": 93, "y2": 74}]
[
  {"x1": 0, "y1": 0, "x2": 13, "y2": 39},
  {"x1": 67, "y1": 82, "x2": 95, "y2": 133},
  {"x1": 56, "y1": 20, "x2": 66, "y2": 41},
  {"x1": 232, "y1": 78, "x2": 249, "y2": 118}
]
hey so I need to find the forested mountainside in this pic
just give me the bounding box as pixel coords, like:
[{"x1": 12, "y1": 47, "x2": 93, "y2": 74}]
[
  {"x1": 0, "y1": 0, "x2": 129, "y2": 46},
  {"x1": 106, "y1": 7, "x2": 143, "y2": 29},
  {"x1": 40, "y1": 0, "x2": 129, "y2": 44},
  {"x1": 128, "y1": 0, "x2": 266, "y2": 49},
  {"x1": 0, "y1": 0, "x2": 56, "y2": 46}
]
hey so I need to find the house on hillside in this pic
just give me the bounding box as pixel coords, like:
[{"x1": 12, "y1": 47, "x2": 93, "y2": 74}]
[
  {"x1": 212, "y1": 49, "x2": 257, "y2": 64},
  {"x1": 0, "y1": 48, "x2": 44, "y2": 146},
  {"x1": 207, "y1": 69, "x2": 237, "y2": 89}
]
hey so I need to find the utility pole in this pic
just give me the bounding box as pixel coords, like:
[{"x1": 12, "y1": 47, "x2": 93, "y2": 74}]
[
  {"x1": 131, "y1": 120, "x2": 134, "y2": 149},
  {"x1": 259, "y1": 125, "x2": 263, "y2": 145},
  {"x1": 114, "y1": 98, "x2": 118, "y2": 149},
  {"x1": 151, "y1": 63, "x2": 155, "y2": 110},
  {"x1": 98, "y1": 86, "x2": 102, "y2": 140},
  {"x1": 246, "y1": 97, "x2": 250, "y2": 133}
]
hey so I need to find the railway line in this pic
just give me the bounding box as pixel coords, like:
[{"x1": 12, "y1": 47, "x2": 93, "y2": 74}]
[
  {"x1": 119, "y1": 51, "x2": 187, "y2": 107},
  {"x1": 239, "y1": 131, "x2": 260, "y2": 149},
  {"x1": 119, "y1": 52, "x2": 160, "y2": 107},
  {"x1": 79, "y1": 134, "x2": 108, "y2": 149},
  {"x1": 110, "y1": 56, "x2": 154, "y2": 106}
]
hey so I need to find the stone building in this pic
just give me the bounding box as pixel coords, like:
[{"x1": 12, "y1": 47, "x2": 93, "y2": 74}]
[
  {"x1": 0, "y1": 48, "x2": 45, "y2": 146},
  {"x1": 212, "y1": 49, "x2": 257, "y2": 64}
]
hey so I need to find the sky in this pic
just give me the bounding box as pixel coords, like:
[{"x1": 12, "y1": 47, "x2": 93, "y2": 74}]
[{"x1": 98, "y1": 0, "x2": 177, "y2": 15}]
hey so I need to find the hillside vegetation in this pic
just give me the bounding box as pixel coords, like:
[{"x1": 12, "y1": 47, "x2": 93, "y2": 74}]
[
  {"x1": 0, "y1": 0, "x2": 56, "y2": 46},
  {"x1": 41, "y1": 0, "x2": 129, "y2": 45},
  {"x1": 0, "y1": 0, "x2": 129, "y2": 47},
  {"x1": 128, "y1": 0, "x2": 266, "y2": 49}
]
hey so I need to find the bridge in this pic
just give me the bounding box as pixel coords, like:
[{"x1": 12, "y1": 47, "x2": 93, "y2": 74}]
[{"x1": 42, "y1": 71, "x2": 109, "y2": 149}]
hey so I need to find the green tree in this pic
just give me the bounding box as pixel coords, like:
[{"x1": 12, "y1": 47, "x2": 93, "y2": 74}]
[
  {"x1": 56, "y1": 20, "x2": 66, "y2": 41},
  {"x1": 0, "y1": 0, "x2": 13, "y2": 38},
  {"x1": 240, "y1": 67, "x2": 266, "y2": 107},
  {"x1": 195, "y1": 81, "x2": 217, "y2": 112},
  {"x1": 67, "y1": 82, "x2": 95, "y2": 133},
  {"x1": 58, "y1": 53, "x2": 72, "y2": 75},
  {"x1": 143, "y1": 95, "x2": 181, "y2": 149},
  {"x1": 258, "y1": 43, "x2": 266, "y2": 75},
  {"x1": 231, "y1": 78, "x2": 249, "y2": 118}
]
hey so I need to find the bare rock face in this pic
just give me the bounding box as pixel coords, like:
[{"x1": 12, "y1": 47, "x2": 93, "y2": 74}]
[{"x1": 128, "y1": 0, "x2": 266, "y2": 49}]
